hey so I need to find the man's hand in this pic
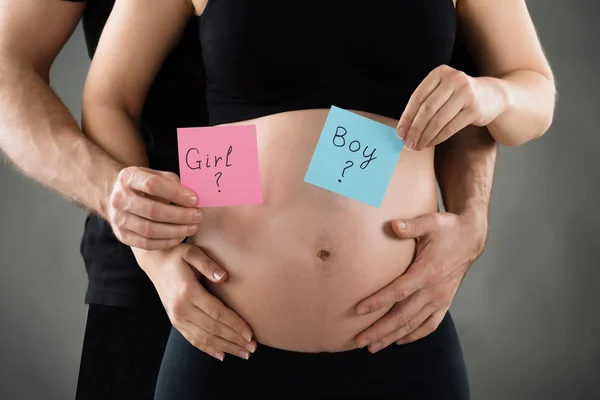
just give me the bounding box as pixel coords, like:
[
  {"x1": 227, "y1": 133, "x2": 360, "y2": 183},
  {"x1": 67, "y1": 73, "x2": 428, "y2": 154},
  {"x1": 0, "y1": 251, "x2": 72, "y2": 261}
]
[
  {"x1": 132, "y1": 243, "x2": 256, "y2": 361},
  {"x1": 108, "y1": 166, "x2": 203, "y2": 250},
  {"x1": 355, "y1": 211, "x2": 487, "y2": 353}
]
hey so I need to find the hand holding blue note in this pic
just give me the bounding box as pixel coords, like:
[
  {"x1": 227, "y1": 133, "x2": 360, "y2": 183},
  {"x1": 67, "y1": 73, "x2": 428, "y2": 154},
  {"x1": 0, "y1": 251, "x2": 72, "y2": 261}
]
[{"x1": 304, "y1": 106, "x2": 404, "y2": 207}]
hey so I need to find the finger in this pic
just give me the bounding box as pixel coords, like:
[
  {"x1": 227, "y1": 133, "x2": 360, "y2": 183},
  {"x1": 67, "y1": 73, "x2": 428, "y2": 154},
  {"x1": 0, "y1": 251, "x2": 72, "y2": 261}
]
[
  {"x1": 124, "y1": 192, "x2": 203, "y2": 225},
  {"x1": 178, "y1": 302, "x2": 256, "y2": 353},
  {"x1": 195, "y1": 294, "x2": 254, "y2": 345},
  {"x1": 178, "y1": 308, "x2": 255, "y2": 360},
  {"x1": 356, "y1": 264, "x2": 426, "y2": 315},
  {"x1": 396, "y1": 310, "x2": 446, "y2": 345},
  {"x1": 140, "y1": 167, "x2": 180, "y2": 184},
  {"x1": 195, "y1": 295, "x2": 254, "y2": 344},
  {"x1": 117, "y1": 228, "x2": 183, "y2": 250},
  {"x1": 414, "y1": 90, "x2": 466, "y2": 151},
  {"x1": 190, "y1": 326, "x2": 253, "y2": 360},
  {"x1": 428, "y1": 108, "x2": 477, "y2": 148},
  {"x1": 356, "y1": 289, "x2": 429, "y2": 349},
  {"x1": 177, "y1": 325, "x2": 224, "y2": 361},
  {"x1": 396, "y1": 68, "x2": 443, "y2": 140},
  {"x1": 181, "y1": 245, "x2": 229, "y2": 283},
  {"x1": 391, "y1": 213, "x2": 440, "y2": 240},
  {"x1": 182, "y1": 265, "x2": 254, "y2": 342},
  {"x1": 141, "y1": 170, "x2": 192, "y2": 207},
  {"x1": 368, "y1": 305, "x2": 436, "y2": 353},
  {"x1": 403, "y1": 81, "x2": 454, "y2": 150},
  {"x1": 120, "y1": 211, "x2": 198, "y2": 239},
  {"x1": 120, "y1": 167, "x2": 198, "y2": 207}
]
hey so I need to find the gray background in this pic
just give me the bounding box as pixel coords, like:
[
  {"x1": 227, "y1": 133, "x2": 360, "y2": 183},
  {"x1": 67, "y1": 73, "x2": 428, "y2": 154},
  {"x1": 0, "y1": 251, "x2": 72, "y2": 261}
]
[{"x1": 1, "y1": 1, "x2": 598, "y2": 399}]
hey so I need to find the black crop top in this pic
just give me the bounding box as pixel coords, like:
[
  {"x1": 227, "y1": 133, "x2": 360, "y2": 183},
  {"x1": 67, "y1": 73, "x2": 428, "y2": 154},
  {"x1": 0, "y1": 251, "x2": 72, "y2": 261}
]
[{"x1": 200, "y1": 0, "x2": 457, "y2": 125}]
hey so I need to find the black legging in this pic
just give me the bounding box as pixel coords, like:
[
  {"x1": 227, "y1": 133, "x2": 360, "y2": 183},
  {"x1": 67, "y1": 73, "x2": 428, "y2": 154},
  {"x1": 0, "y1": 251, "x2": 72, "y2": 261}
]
[
  {"x1": 155, "y1": 312, "x2": 470, "y2": 399},
  {"x1": 76, "y1": 304, "x2": 171, "y2": 400}
]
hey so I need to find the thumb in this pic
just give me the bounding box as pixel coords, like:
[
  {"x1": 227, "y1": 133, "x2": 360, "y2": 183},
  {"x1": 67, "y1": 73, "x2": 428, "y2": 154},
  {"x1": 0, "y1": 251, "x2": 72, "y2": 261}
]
[{"x1": 391, "y1": 214, "x2": 438, "y2": 239}]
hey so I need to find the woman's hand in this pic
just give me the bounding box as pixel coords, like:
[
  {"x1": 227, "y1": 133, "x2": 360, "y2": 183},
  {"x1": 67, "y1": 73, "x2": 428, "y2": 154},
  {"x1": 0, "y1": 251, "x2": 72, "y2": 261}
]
[
  {"x1": 396, "y1": 65, "x2": 507, "y2": 151},
  {"x1": 132, "y1": 243, "x2": 256, "y2": 361},
  {"x1": 107, "y1": 166, "x2": 202, "y2": 250}
]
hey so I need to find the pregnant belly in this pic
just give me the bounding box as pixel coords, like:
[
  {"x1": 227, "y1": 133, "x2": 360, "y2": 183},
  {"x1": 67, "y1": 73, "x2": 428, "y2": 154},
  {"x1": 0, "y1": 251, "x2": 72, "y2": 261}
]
[{"x1": 189, "y1": 109, "x2": 438, "y2": 352}]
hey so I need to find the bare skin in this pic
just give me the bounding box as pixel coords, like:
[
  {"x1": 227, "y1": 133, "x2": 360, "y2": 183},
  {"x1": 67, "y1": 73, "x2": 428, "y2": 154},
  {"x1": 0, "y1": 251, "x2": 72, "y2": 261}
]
[
  {"x1": 397, "y1": 0, "x2": 555, "y2": 149},
  {"x1": 0, "y1": 0, "x2": 206, "y2": 250},
  {"x1": 82, "y1": 0, "x2": 552, "y2": 355},
  {"x1": 193, "y1": 110, "x2": 437, "y2": 351},
  {"x1": 0, "y1": 0, "x2": 248, "y2": 362}
]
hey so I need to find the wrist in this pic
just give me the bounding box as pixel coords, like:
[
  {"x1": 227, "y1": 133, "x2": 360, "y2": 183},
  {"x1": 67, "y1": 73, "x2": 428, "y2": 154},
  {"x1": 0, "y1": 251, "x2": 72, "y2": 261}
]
[
  {"x1": 474, "y1": 76, "x2": 511, "y2": 124},
  {"x1": 130, "y1": 246, "x2": 155, "y2": 274},
  {"x1": 457, "y1": 203, "x2": 489, "y2": 251},
  {"x1": 458, "y1": 199, "x2": 488, "y2": 223},
  {"x1": 97, "y1": 164, "x2": 122, "y2": 220}
]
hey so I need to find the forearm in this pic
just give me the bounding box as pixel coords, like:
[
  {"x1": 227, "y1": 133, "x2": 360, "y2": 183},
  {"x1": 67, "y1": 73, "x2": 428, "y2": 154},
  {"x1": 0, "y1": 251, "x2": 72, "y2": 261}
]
[
  {"x1": 0, "y1": 55, "x2": 123, "y2": 219},
  {"x1": 81, "y1": 103, "x2": 149, "y2": 168},
  {"x1": 434, "y1": 124, "x2": 497, "y2": 228},
  {"x1": 82, "y1": 91, "x2": 153, "y2": 259},
  {"x1": 482, "y1": 70, "x2": 556, "y2": 146},
  {"x1": 83, "y1": 104, "x2": 173, "y2": 258}
]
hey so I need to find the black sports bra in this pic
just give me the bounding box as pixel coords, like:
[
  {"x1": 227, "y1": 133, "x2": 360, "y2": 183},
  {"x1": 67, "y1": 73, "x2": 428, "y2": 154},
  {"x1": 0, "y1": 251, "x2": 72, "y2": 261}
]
[{"x1": 199, "y1": 0, "x2": 457, "y2": 126}]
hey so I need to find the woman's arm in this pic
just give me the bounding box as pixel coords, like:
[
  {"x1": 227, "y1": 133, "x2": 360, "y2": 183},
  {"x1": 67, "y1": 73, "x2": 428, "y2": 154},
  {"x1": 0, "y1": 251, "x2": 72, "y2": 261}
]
[
  {"x1": 81, "y1": 0, "x2": 213, "y2": 249},
  {"x1": 81, "y1": 0, "x2": 258, "y2": 360},
  {"x1": 397, "y1": 1, "x2": 555, "y2": 150},
  {"x1": 81, "y1": 0, "x2": 195, "y2": 166},
  {"x1": 458, "y1": 0, "x2": 556, "y2": 145}
]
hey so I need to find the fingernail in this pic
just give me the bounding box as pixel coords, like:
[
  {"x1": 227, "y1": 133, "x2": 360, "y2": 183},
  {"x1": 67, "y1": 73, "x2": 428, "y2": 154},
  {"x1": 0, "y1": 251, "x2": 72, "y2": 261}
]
[
  {"x1": 213, "y1": 270, "x2": 225, "y2": 281},
  {"x1": 188, "y1": 225, "x2": 197, "y2": 233},
  {"x1": 396, "y1": 339, "x2": 407, "y2": 345},
  {"x1": 356, "y1": 306, "x2": 369, "y2": 315},
  {"x1": 188, "y1": 194, "x2": 198, "y2": 205},
  {"x1": 404, "y1": 139, "x2": 414, "y2": 150},
  {"x1": 238, "y1": 350, "x2": 250, "y2": 360},
  {"x1": 396, "y1": 221, "x2": 407, "y2": 230},
  {"x1": 357, "y1": 338, "x2": 370, "y2": 348},
  {"x1": 215, "y1": 351, "x2": 224, "y2": 361},
  {"x1": 369, "y1": 342, "x2": 383, "y2": 353},
  {"x1": 242, "y1": 331, "x2": 252, "y2": 342},
  {"x1": 397, "y1": 126, "x2": 406, "y2": 139},
  {"x1": 193, "y1": 211, "x2": 202, "y2": 222},
  {"x1": 245, "y1": 342, "x2": 256, "y2": 353}
]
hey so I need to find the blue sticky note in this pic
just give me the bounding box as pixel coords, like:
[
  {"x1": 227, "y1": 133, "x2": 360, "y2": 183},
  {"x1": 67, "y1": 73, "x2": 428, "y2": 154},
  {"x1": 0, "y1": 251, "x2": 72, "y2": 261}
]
[{"x1": 304, "y1": 106, "x2": 403, "y2": 208}]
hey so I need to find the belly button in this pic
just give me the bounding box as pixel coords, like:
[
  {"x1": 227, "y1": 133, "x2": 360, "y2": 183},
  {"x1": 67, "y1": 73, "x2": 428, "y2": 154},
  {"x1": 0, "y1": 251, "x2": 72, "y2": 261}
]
[{"x1": 317, "y1": 250, "x2": 331, "y2": 261}]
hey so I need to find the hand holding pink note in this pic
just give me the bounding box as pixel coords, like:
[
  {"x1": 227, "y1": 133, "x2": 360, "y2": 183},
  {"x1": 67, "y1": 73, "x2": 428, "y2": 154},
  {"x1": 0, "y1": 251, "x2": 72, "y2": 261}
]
[{"x1": 177, "y1": 125, "x2": 263, "y2": 207}]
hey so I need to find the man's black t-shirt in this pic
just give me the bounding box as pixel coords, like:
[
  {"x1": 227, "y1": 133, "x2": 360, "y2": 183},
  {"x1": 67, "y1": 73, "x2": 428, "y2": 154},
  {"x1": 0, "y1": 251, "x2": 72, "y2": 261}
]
[
  {"x1": 64, "y1": 0, "x2": 477, "y2": 309},
  {"x1": 67, "y1": 0, "x2": 209, "y2": 308}
]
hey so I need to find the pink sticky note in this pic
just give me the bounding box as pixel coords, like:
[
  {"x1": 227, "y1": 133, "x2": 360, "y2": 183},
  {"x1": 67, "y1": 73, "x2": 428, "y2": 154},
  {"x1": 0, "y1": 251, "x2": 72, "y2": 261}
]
[{"x1": 177, "y1": 125, "x2": 263, "y2": 207}]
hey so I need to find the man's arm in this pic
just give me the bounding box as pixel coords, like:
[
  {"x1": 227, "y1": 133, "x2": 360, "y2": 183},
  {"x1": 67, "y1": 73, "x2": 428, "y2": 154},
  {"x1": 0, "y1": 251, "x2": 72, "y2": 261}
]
[
  {"x1": 435, "y1": 124, "x2": 496, "y2": 238},
  {"x1": 0, "y1": 0, "x2": 119, "y2": 218},
  {"x1": 435, "y1": 31, "x2": 497, "y2": 231},
  {"x1": 0, "y1": 0, "x2": 201, "y2": 249},
  {"x1": 354, "y1": 39, "x2": 498, "y2": 351}
]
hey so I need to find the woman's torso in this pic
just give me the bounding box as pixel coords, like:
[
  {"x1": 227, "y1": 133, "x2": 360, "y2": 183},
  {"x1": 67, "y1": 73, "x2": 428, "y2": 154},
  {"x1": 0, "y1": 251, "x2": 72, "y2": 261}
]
[{"x1": 189, "y1": 0, "x2": 457, "y2": 352}]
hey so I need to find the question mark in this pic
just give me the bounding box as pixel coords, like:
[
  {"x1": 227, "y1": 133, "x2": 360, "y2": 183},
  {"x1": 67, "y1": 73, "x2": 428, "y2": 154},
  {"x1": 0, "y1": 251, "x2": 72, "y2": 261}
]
[
  {"x1": 338, "y1": 160, "x2": 354, "y2": 183},
  {"x1": 214, "y1": 172, "x2": 223, "y2": 192}
]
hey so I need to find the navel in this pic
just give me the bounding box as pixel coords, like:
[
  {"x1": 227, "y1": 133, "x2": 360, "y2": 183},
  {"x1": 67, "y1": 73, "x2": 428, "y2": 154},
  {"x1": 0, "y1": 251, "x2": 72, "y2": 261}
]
[{"x1": 317, "y1": 249, "x2": 331, "y2": 261}]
